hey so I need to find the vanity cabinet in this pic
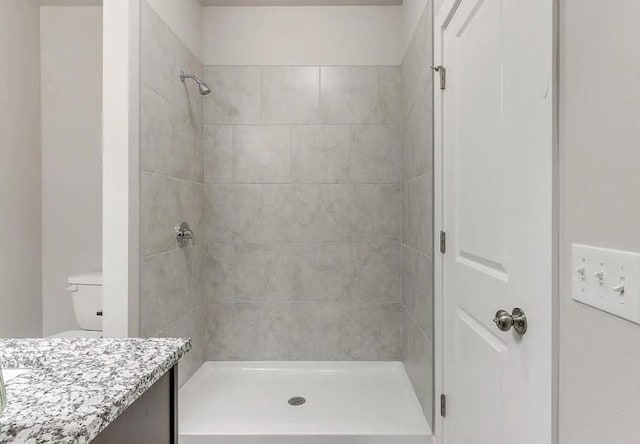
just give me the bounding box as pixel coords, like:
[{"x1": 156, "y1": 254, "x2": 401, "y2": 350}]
[{"x1": 92, "y1": 366, "x2": 178, "y2": 444}]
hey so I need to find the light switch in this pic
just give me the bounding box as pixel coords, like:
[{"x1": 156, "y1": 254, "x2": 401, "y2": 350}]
[{"x1": 572, "y1": 244, "x2": 640, "y2": 324}]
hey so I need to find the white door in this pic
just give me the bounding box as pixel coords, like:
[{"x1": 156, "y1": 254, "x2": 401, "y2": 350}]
[{"x1": 436, "y1": 0, "x2": 554, "y2": 443}]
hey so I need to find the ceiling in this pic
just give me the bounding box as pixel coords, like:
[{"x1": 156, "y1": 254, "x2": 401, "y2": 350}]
[
  {"x1": 36, "y1": 0, "x2": 401, "y2": 7},
  {"x1": 37, "y1": 0, "x2": 102, "y2": 5},
  {"x1": 200, "y1": 0, "x2": 402, "y2": 5}
]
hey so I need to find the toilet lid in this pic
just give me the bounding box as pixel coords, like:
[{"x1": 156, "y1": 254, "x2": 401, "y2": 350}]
[
  {"x1": 48, "y1": 330, "x2": 103, "y2": 339},
  {"x1": 68, "y1": 272, "x2": 102, "y2": 286}
]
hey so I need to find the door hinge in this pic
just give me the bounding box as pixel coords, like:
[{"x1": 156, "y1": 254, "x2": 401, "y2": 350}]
[
  {"x1": 440, "y1": 393, "x2": 447, "y2": 417},
  {"x1": 431, "y1": 65, "x2": 446, "y2": 90},
  {"x1": 440, "y1": 230, "x2": 447, "y2": 254}
]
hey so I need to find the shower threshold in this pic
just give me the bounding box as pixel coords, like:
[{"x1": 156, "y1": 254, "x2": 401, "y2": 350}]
[{"x1": 179, "y1": 361, "x2": 432, "y2": 444}]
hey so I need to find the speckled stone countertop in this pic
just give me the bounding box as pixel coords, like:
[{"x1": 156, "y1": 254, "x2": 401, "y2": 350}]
[{"x1": 0, "y1": 338, "x2": 191, "y2": 444}]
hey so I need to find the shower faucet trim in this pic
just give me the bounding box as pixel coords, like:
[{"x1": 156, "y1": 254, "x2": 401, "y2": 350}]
[{"x1": 175, "y1": 221, "x2": 195, "y2": 248}]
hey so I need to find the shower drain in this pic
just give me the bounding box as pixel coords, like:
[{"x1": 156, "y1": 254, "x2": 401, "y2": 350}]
[{"x1": 288, "y1": 396, "x2": 306, "y2": 406}]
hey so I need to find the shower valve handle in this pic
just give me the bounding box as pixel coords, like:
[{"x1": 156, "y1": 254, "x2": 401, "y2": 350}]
[{"x1": 175, "y1": 221, "x2": 195, "y2": 248}]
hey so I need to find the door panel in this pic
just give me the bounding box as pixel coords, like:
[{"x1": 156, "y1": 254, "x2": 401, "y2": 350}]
[
  {"x1": 454, "y1": 0, "x2": 509, "y2": 275},
  {"x1": 454, "y1": 308, "x2": 507, "y2": 443}
]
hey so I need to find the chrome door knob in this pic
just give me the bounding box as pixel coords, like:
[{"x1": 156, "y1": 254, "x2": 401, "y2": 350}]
[
  {"x1": 493, "y1": 308, "x2": 527, "y2": 335},
  {"x1": 493, "y1": 310, "x2": 513, "y2": 331}
]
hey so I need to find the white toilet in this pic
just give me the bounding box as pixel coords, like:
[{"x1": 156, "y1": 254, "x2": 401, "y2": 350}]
[{"x1": 49, "y1": 272, "x2": 103, "y2": 338}]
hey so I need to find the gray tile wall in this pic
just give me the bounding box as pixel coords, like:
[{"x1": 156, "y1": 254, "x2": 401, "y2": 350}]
[
  {"x1": 203, "y1": 65, "x2": 403, "y2": 361},
  {"x1": 139, "y1": 0, "x2": 206, "y2": 386},
  {"x1": 401, "y1": 1, "x2": 435, "y2": 428}
]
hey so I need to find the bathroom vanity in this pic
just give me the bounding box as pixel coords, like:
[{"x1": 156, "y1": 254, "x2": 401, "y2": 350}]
[{"x1": 0, "y1": 337, "x2": 190, "y2": 443}]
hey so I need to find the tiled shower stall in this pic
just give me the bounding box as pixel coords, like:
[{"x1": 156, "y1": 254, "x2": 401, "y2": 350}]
[{"x1": 139, "y1": 0, "x2": 434, "y2": 428}]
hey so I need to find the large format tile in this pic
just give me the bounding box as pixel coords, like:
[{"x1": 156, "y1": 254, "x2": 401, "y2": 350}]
[
  {"x1": 351, "y1": 242, "x2": 401, "y2": 303},
  {"x1": 206, "y1": 302, "x2": 315, "y2": 360},
  {"x1": 403, "y1": 310, "x2": 434, "y2": 423},
  {"x1": 140, "y1": 250, "x2": 180, "y2": 336},
  {"x1": 401, "y1": 3, "x2": 433, "y2": 110},
  {"x1": 262, "y1": 66, "x2": 320, "y2": 124},
  {"x1": 403, "y1": 85, "x2": 433, "y2": 180},
  {"x1": 405, "y1": 172, "x2": 433, "y2": 254},
  {"x1": 306, "y1": 301, "x2": 381, "y2": 360},
  {"x1": 206, "y1": 240, "x2": 400, "y2": 310},
  {"x1": 204, "y1": 66, "x2": 261, "y2": 124},
  {"x1": 206, "y1": 243, "x2": 295, "y2": 303},
  {"x1": 320, "y1": 67, "x2": 379, "y2": 124},
  {"x1": 171, "y1": 108, "x2": 198, "y2": 180},
  {"x1": 204, "y1": 125, "x2": 233, "y2": 184},
  {"x1": 191, "y1": 122, "x2": 205, "y2": 183},
  {"x1": 262, "y1": 184, "x2": 323, "y2": 242},
  {"x1": 206, "y1": 302, "x2": 278, "y2": 360},
  {"x1": 141, "y1": 246, "x2": 204, "y2": 337},
  {"x1": 402, "y1": 245, "x2": 434, "y2": 339},
  {"x1": 349, "y1": 125, "x2": 402, "y2": 183},
  {"x1": 141, "y1": 86, "x2": 202, "y2": 182},
  {"x1": 140, "y1": 86, "x2": 173, "y2": 176},
  {"x1": 403, "y1": 183, "x2": 410, "y2": 245},
  {"x1": 205, "y1": 177, "x2": 402, "y2": 245},
  {"x1": 180, "y1": 245, "x2": 206, "y2": 318},
  {"x1": 402, "y1": 3, "x2": 434, "y2": 181},
  {"x1": 141, "y1": 172, "x2": 203, "y2": 256},
  {"x1": 292, "y1": 126, "x2": 350, "y2": 183},
  {"x1": 319, "y1": 184, "x2": 380, "y2": 241},
  {"x1": 379, "y1": 67, "x2": 402, "y2": 126},
  {"x1": 204, "y1": 184, "x2": 263, "y2": 243},
  {"x1": 206, "y1": 301, "x2": 383, "y2": 361},
  {"x1": 233, "y1": 126, "x2": 292, "y2": 183},
  {"x1": 380, "y1": 184, "x2": 402, "y2": 240},
  {"x1": 380, "y1": 303, "x2": 403, "y2": 360},
  {"x1": 140, "y1": 1, "x2": 176, "y2": 107},
  {"x1": 292, "y1": 242, "x2": 353, "y2": 302}
]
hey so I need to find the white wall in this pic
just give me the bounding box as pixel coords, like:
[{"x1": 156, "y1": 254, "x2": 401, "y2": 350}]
[
  {"x1": 201, "y1": 5, "x2": 402, "y2": 66},
  {"x1": 102, "y1": 0, "x2": 140, "y2": 338},
  {"x1": 40, "y1": 6, "x2": 103, "y2": 336},
  {"x1": 146, "y1": 0, "x2": 202, "y2": 59},
  {"x1": 0, "y1": 0, "x2": 42, "y2": 337},
  {"x1": 559, "y1": 1, "x2": 640, "y2": 443}
]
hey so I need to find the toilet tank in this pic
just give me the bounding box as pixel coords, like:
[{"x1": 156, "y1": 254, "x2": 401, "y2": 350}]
[{"x1": 66, "y1": 272, "x2": 103, "y2": 331}]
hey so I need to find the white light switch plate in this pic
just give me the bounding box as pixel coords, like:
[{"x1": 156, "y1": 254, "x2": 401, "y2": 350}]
[{"x1": 572, "y1": 244, "x2": 640, "y2": 324}]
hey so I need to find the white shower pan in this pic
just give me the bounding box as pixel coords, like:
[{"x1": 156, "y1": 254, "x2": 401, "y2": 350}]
[{"x1": 179, "y1": 361, "x2": 432, "y2": 444}]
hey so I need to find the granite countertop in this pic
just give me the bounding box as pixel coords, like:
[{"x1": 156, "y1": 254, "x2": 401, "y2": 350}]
[{"x1": 0, "y1": 337, "x2": 191, "y2": 444}]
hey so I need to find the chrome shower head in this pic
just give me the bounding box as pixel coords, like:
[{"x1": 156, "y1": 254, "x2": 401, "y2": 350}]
[
  {"x1": 199, "y1": 83, "x2": 211, "y2": 96},
  {"x1": 180, "y1": 71, "x2": 211, "y2": 96}
]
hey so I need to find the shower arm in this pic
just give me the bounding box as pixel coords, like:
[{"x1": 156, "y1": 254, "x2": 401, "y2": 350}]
[{"x1": 180, "y1": 71, "x2": 201, "y2": 83}]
